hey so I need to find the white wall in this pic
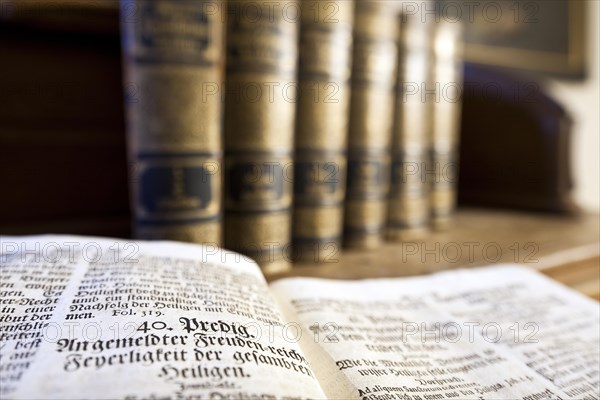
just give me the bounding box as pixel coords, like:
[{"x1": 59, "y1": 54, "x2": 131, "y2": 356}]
[{"x1": 545, "y1": 0, "x2": 599, "y2": 212}]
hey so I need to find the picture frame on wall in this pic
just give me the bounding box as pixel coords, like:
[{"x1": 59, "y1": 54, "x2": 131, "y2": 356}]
[{"x1": 452, "y1": 0, "x2": 586, "y2": 79}]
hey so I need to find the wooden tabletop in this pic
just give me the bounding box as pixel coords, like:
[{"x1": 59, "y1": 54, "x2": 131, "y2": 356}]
[{"x1": 267, "y1": 209, "x2": 600, "y2": 300}]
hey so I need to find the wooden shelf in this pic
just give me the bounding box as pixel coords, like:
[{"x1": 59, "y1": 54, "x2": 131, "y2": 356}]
[{"x1": 268, "y1": 209, "x2": 600, "y2": 300}]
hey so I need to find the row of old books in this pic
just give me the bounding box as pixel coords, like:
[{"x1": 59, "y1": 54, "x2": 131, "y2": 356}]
[{"x1": 121, "y1": 0, "x2": 463, "y2": 273}]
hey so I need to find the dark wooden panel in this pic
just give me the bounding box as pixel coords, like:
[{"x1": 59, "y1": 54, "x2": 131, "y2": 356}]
[{"x1": 0, "y1": 19, "x2": 130, "y2": 237}]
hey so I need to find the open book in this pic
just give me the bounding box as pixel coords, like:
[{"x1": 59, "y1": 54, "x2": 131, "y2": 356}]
[{"x1": 1, "y1": 236, "x2": 598, "y2": 399}]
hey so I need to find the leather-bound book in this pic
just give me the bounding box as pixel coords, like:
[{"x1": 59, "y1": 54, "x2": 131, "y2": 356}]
[
  {"x1": 293, "y1": 0, "x2": 354, "y2": 263},
  {"x1": 224, "y1": 0, "x2": 299, "y2": 273},
  {"x1": 431, "y1": 19, "x2": 463, "y2": 229},
  {"x1": 120, "y1": 0, "x2": 224, "y2": 245},
  {"x1": 343, "y1": 0, "x2": 398, "y2": 249},
  {"x1": 387, "y1": 13, "x2": 433, "y2": 241}
]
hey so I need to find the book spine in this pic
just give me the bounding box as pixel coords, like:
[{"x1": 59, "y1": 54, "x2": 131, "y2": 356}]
[
  {"x1": 343, "y1": 1, "x2": 398, "y2": 249},
  {"x1": 387, "y1": 14, "x2": 433, "y2": 241},
  {"x1": 224, "y1": 0, "x2": 299, "y2": 273},
  {"x1": 431, "y1": 20, "x2": 463, "y2": 229},
  {"x1": 292, "y1": 0, "x2": 354, "y2": 263},
  {"x1": 120, "y1": 0, "x2": 224, "y2": 245}
]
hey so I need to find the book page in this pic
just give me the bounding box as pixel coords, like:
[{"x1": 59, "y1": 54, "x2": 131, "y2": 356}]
[
  {"x1": 0, "y1": 235, "x2": 325, "y2": 399},
  {"x1": 427, "y1": 266, "x2": 600, "y2": 400},
  {"x1": 270, "y1": 265, "x2": 600, "y2": 399}
]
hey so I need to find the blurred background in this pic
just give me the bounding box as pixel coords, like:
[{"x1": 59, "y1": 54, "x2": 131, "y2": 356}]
[{"x1": 0, "y1": 0, "x2": 598, "y2": 237}]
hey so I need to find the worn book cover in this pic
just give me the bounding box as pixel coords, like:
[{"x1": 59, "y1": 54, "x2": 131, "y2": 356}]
[
  {"x1": 344, "y1": 1, "x2": 399, "y2": 249},
  {"x1": 224, "y1": 0, "x2": 299, "y2": 273},
  {"x1": 121, "y1": 0, "x2": 224, "y2": 244},
  {"x1": 388, "y1": 12, "x2": 434, "y2": 241},
  {"x1": 431, "y1": 20, "x2": 463, "y2": 229},
  {"x1": 293, "y1": 0, "x2": 354, "y2": 263}
]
